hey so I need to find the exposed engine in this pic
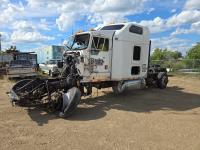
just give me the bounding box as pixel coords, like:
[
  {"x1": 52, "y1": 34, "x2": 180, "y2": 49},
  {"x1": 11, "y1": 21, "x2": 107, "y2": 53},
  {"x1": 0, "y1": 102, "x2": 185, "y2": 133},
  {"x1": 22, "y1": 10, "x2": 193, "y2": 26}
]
[{"x1": 8, "y1": 54, "x2": 82, "y2": 118}]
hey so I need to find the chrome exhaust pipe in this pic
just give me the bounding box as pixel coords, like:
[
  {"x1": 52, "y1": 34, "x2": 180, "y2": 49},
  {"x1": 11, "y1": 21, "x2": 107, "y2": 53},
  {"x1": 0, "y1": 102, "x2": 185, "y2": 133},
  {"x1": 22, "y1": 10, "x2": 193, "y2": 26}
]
[{"x1": 122, "y1": 79, "x2": 145, "y2": 90}]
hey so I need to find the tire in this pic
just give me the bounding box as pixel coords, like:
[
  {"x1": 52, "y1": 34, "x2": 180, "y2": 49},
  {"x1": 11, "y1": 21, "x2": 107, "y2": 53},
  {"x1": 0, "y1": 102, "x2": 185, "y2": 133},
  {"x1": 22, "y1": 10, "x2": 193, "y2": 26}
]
[
  {"x1": 112, "y1": 81, "x2": 125, "y2": 94},
  {"x1": 59, "y1": 87, "x2": 81, "y2": 118},
  {"x1": 157, "y1": 73, "x2": 168, "y2": 89}
]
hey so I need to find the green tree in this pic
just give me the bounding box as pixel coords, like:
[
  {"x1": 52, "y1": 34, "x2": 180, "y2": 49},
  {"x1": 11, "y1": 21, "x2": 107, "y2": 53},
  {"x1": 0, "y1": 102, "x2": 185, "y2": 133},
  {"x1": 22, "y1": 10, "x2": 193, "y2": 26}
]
[
  {"x1": 186, "y1": 42, "x2": 200, "y2": 59},
  {"x1": 151, "y1": 48, "x2": 182, "y2": 60},
  {"x1": 171, "y1": 51, "x2": 182, "y2": 59},
  {"x1": 151, "y1": 48, "x2": 165, "y2": 60}
]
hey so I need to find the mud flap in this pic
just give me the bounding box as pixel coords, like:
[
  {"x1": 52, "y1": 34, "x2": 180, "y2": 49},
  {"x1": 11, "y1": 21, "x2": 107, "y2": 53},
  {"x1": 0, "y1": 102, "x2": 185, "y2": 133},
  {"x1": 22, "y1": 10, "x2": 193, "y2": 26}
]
[{"x1": 59, "y1": 87, "x2": 81, "y2": 118}]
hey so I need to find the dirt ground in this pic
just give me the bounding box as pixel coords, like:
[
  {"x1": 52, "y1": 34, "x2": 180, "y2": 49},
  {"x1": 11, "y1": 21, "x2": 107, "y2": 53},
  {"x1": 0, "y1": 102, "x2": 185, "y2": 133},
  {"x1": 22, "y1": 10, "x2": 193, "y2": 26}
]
[{"x1": 0, "y1": 75, "x2": 200, "y2": 150}]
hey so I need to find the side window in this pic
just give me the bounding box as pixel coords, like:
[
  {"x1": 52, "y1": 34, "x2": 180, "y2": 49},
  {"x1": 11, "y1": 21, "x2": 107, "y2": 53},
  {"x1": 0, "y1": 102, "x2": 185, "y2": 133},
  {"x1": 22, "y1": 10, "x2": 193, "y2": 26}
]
[
  {"x1": 104, "y1": 39, "x2": 109, "y2": 51},
  {"x1": 92, "y1": 37, "x2": 99, "y2": 49},
  {"x1": 131, "y1": 66, "x2": 140, "y2": 75},
  {"x1": 129, "y1": 25, "x2": 143, "y2": 35},
  {"x1": 98, "y1": 38, "x2": 104, "y2": 50},
  {"x1": 92, "y1": 37, "x2": 109, "y2": 51},
  {"x1": 133, "y1": 46, "x2": 141, "y2": 61}
]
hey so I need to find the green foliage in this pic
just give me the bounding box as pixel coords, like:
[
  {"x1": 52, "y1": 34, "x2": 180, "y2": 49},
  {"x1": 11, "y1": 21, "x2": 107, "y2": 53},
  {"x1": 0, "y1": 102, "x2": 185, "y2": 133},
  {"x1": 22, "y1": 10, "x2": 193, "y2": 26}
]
[
  {"x1": 151, "y1": 48, "x2": 182, "y2": 61},
  {"x1": 151, "y1": 48, "x2": 164, "y2": 60},
  {"x1": 173, "y1": 61, "x2": 186, "y2": 70},
  {"x1": 163, "y1": 60, "x2": 174, "y2": 68},
  {"x1": 186, "y1": 43, "x2": 200, "y2": 59}
]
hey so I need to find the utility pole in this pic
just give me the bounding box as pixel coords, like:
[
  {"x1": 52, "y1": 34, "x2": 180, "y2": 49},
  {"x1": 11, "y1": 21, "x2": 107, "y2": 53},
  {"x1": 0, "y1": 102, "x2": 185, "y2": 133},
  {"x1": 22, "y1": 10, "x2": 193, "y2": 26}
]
[
  {"x1": 0, "y1": 33, "x2": 2, "y2": 52},
  {"x1": 0, "y1": 34, "x2": 2, "y2": 66}
]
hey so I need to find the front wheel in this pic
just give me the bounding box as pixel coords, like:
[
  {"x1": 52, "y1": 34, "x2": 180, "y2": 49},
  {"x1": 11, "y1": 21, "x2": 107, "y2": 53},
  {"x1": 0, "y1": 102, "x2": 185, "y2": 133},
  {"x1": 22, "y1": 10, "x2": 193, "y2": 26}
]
[{"x1": 59, "y1": 87, "x2": 81, "y2": 118}]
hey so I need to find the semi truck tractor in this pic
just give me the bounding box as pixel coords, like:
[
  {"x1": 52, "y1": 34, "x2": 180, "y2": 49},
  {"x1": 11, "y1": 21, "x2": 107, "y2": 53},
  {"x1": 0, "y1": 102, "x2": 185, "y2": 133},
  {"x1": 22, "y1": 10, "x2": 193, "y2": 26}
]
[{"x1": 8, "y1": 23, "x2": 168, "y2": 117}]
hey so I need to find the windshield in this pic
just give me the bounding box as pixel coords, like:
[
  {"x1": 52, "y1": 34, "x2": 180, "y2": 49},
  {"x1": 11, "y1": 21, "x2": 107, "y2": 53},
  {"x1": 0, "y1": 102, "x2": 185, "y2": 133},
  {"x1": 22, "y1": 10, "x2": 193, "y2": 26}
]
[{"x1": 64, "y1": 34, "x2": 90, "y2": 51}]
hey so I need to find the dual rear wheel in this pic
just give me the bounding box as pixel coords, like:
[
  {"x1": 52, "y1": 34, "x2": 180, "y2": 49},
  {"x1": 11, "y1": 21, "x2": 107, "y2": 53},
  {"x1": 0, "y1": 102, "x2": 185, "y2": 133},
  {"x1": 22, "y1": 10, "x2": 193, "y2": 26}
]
[{"x1": 157, "y1": 73, "x2": 168, "y2": 89}]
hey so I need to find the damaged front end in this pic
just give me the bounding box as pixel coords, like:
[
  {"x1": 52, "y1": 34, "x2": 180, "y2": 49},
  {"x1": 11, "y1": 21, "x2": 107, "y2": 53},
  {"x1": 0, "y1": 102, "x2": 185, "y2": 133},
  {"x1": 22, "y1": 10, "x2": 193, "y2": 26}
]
[{"x1": 7, "y1": 54, "x2": 82, "y2": 118}]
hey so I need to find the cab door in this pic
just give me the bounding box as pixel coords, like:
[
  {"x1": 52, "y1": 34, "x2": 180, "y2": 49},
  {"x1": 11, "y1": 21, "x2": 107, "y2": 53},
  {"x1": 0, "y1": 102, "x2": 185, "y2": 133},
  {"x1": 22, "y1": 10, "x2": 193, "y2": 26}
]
[{"x1": 89, "y1": 36, "x2": 111, "y2": 81}]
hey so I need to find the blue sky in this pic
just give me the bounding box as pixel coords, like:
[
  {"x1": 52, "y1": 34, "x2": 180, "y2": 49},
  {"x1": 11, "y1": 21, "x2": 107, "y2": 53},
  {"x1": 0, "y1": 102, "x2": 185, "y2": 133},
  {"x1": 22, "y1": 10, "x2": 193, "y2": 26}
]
[{"x1": 0, "y1": 0, "x2": 200, "y2": 55}]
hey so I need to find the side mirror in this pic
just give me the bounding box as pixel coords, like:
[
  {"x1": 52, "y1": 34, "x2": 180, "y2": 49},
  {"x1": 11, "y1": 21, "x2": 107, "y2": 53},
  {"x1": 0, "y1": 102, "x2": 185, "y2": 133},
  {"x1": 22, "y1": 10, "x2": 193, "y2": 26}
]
[{"x1": 57, "y1": 61, "x2": 63, "y2": 68}]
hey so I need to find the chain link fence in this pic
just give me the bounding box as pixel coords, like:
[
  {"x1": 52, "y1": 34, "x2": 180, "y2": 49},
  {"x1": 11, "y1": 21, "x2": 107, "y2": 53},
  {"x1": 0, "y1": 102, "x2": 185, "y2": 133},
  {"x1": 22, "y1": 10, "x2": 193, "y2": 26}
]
[{"x1": 151, "y1": 59, "x2": 200, "y2": 74}]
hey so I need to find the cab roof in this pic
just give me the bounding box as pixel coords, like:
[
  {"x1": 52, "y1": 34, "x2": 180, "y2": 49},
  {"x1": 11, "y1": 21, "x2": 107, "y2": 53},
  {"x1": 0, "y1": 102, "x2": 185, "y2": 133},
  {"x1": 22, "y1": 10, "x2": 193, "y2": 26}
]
[{"x1": 99, "y1": 22, "x2": 147, "y2": 31}]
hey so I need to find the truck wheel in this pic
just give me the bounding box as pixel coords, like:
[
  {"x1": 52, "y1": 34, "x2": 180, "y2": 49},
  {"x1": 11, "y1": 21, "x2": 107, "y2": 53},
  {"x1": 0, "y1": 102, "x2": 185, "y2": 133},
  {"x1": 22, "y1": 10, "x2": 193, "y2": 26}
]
[
  {"x1": 112, "y1": 81, "x2": 125, "y2": 94},
  {"x1": 157, "y1": 73, "x2": 168, "y2": 89},
  {"x1": 59, "y1": 87, "x2": 81, "y2": 118}
]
